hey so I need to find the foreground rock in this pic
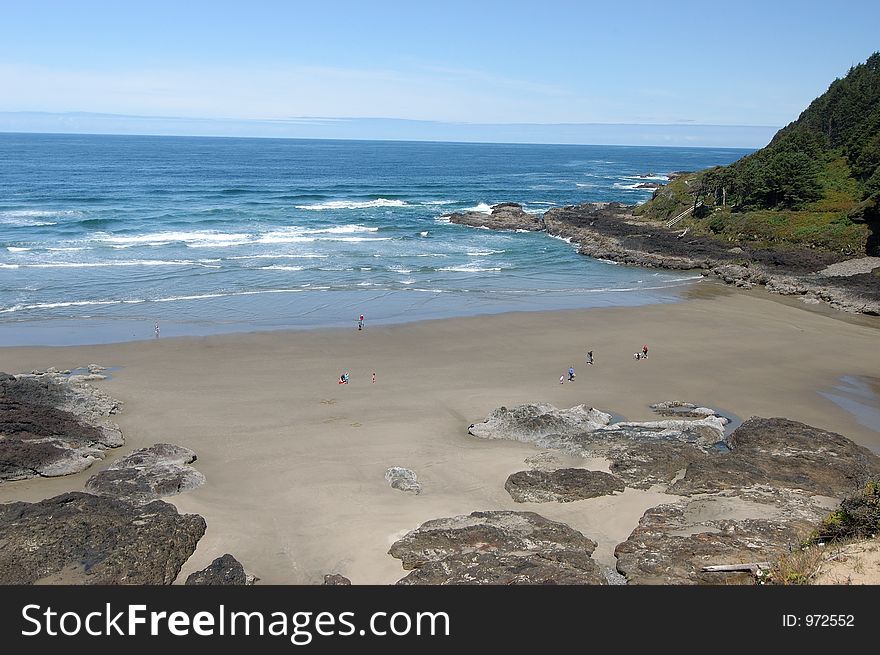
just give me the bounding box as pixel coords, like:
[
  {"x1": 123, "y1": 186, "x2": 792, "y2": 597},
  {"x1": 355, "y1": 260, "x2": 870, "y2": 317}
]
[
  {"x1": 322, "y1": 574, "x2": 352, "y2": 585},
  {"x1": 614, "y1": 490, "x2": 833, "y2": 584},
  {"x1": 85, "y1": 443, "x2": 205, "y2": 503},
  {"x1": 185, "y1": 554, "x2": 255, "y2": 585},
  {"x1": 0, "y1": 371, "x2": 124, "y2": 481},
  {"x1": 390, "y1": 511, "x2": 606, "y2": 584},
  {"x1": 447, "y1": 202, "x2": 543, "y2": 231},
  {"x1": 614, "y1": 418, "x2": 880, "y2": 584},
  {"x1": 505, "y1": 468, "x2": 625, "y2": 503},
  {"x1": 384, "y1": 467, "x2": 421, "y2": 494},
  {"x1": 0, "y1": 492, "x2": 206, "y2": 584}
]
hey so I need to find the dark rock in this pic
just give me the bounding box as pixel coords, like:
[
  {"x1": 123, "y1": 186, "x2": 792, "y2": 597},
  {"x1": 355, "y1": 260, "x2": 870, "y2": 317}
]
[
  {"x1": 614, "y1": 490, "x2": 830, "y2": 585},
  {"x1": 85, "y1": 443, "x2": 205, "y2": 503},
  {"x1": 389, "y1": 510, "x2": 606, "y2": 585},
  {"x1": 0, "y1": 371, "x2": 124, "y2": 482},
  {"x1": 323, "y1": 574, "x2": 352, "y2": 585},
  {"x1": 447, "y1": 202, "x2": 543, "y2": 232},
  {"x1": 0, "y1": 492, "x2": 205, "y2": 584},
  {"x1": 505, "y1": 468, "x2": 625, "y2": 503},
  {"x1": 185, "y1": 554, "x2": 253, "y2": 585},
  {"x1": 671, "y1": 418, "x2": 880, "y2": 497}
]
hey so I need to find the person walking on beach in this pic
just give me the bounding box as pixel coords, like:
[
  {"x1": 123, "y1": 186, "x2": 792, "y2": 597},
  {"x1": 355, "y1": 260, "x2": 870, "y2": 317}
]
[
  {"x1": 586, "y1": 350, "x2": 593, "y2": 365},
  {"x1": 358, "y1": 314, "x2": 365, "y2": 331},
  {"x1": 372, "y1": 371, "x2": 376, "y2": 384},
  {"x1": 154, "y1": 322, "x2": 160, "y2": 338},
  {"x1": 568, "y1": 366, "x2": 576, "y2": 382},
  {"x1": 559, "y1": 374, "x2": 565, "y2": 384},
  {"x1": 642, "y1": 344, "x2": 648, "y2": 359}
]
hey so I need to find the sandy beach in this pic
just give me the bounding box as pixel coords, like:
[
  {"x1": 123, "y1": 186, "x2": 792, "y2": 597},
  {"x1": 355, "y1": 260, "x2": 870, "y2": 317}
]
[{"x1": 1, "y1": 282, "x2": 879, "y2": 584}]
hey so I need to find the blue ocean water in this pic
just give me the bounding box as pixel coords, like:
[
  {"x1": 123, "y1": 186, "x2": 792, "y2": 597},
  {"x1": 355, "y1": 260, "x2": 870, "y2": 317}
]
[{"x1": 0, "y1": 134, "x2": 751, "y2": 345}]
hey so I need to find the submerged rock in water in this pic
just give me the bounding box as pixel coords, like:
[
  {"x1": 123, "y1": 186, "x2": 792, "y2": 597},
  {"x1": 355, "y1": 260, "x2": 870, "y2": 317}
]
[
  {"x1": 390, "y1": 510, "x2": 606, "y2": 584},
  {"x1": 447, "y1": 202, "x2": 543, "y2": 232},
  {"x1": 0, "y1": 491, "x2": 206, "y2": 584},
  {"x1": 384, "y1": 467, "x2": 421, "y2": 494},
  {"x1": 505, "y1": 468, "x2": 625, "y2": 503},
  {"x1": 85, "y1": 443, "x2": 205, "y2": 504},
  {"x1": 185, "y1": 554, "x2": 255, "y2": 585}
]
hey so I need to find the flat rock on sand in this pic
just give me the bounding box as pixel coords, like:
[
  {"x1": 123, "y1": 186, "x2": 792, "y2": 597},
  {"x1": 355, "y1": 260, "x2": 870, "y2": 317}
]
[
  {"x1": 0, "y1": 491, "x2": 206, "y2": 584},
  {"x1": 505, "y1": 468, "x2": 625, "y2": 503},
  {"x1": 85, "y1": 443, "x2": 206, "y2": 504},
  {"x1": 0, "y1": 371, "x2": 124, "y2": 481},
  {"x1": 389, "y1": 510, "x2": 606, "y2": 584}
]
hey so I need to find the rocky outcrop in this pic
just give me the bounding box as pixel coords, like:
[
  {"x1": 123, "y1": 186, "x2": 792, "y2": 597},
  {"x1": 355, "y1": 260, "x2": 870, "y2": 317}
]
[
  {"x1": 0, "y1": 492, "x2": 206, "y2": 584},
  {"x1": 468, "y1": 402, "x2": 728, "y2": 485},
  {"x1": 505, "y1": 468, "x2": 625, "y2": 503},
  {"x1": 467, "y1": 403, "x2": 611, "y2": 448},
  {"x1": 390, "y1": 511, "x2": 606, "y2": 585},
  {"x1": 670, "y1": 418, "x2": 880, "y2": 498},
  {"x1": 322, "y1": 574, "x2": 352, "y2": 585},
  {"x1": 446, "y1": 201, "x2": 880, "y2": 314},
  {"x1": 0, "y1": 370, "x2": 124, "y2": 482},
  {"x1": 614, "y1": 490, "x2": 832, "y2": 585},
  {"x1": 85, "y1": 443, "x2": 205, "y2": 504},
  {"x1": 447, "y1": 202, "x2": 543, "y2": 231},
  {"x1": 185, "y1": 554, "x2": 255, "y2": 585},
  {"x1": 614, "y1": 418, "x2": 880, "y2": 584},
  {"x1": 384, "y1": 467, "x2": 421, "y2": 494}
]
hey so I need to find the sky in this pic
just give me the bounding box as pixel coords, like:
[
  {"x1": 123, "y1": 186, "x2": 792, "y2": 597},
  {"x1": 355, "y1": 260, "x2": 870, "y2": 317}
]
[{"x1": 0, "y1": 0, "x2": 878, "y2": 147}]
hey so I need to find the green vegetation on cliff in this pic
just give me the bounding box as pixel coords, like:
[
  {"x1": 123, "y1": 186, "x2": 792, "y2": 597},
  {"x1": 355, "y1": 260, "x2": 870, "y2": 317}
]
[{"x1": 636, "y1": 53, "x2": 880, "y2": 255}]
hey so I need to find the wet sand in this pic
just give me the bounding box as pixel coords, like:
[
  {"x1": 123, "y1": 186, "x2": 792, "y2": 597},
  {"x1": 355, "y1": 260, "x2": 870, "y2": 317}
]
[{"x1": 1, "y1": 284, "x2": 879, "y2": 583}]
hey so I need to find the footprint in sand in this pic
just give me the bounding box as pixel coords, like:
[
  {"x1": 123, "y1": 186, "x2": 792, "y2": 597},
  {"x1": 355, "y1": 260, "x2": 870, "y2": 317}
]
[
  {"x1": 320, "y1": 399, "x2": 337, "y2": 405},
  {"x1": 350, "y1": 422, "x2": 362, "y2": 428}
]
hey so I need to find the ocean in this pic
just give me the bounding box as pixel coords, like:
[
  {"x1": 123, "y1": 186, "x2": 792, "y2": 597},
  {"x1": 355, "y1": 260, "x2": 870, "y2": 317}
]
[{"x1": 0, "y1": 133, "x2": 751, "y2": 345}]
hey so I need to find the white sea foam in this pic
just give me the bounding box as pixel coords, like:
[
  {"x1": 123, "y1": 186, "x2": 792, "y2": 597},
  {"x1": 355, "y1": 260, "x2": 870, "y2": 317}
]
[
  {"x1": 96, "y1": 231, "x2": 251, "y2": 248},
  {"x1": 226, "y1": 254, "x2": 328, "y2": 260},
  {"x1": 419, "y1": 231, "x2": 429, "y2": 237},
  {"x1": 466, "y1": 249, "x2": 504, "y2": 256},
  {"x1": 6, "y1": 247, "x2": 30, "y2": 252},
  {"x1": 399, "y1": 279, "x2": 415, "y2": 285},
  {"x1": 420, "y1": 200, "x2": 456, "y2": 206},
  {"x1": 295, "y1": 198, "x2": 408, "y2": 210},
  {"x1": 613, "y1": 182, "x2": 655, "y2": 191},
  {"x1": 433, "y1": 216, "x2": 451, "y2": 224},
  {"x1": 0, "y1": 209, "x2": 80, "y2": 226},
  {"x1": 254, "y1": 233, "x2": 317, "y2": 244},
  {"x1": 622, "y1": 175, "x2": 669, "y2": 181},
  {"x1": 0, "y1": 259, "x2": 205, "y2": 269},
  {"x1": 322, "y1": 236, "x2": 392, "y2": 242},
  {"x1": 306, "y1": 224, "x2": 379, "y2": 234},
  {"x1": 259, "y1": 265, "x2": 305, "y2": 271},
  {"x1": 439, "y1": 265, "x2": 502, "y2": 272},
  {"x1": 462, "y1": 202, "x2": 492, "y2": 214},
  {"x1": 388, "y1": 266, "x2": 412, "y2": 273}
]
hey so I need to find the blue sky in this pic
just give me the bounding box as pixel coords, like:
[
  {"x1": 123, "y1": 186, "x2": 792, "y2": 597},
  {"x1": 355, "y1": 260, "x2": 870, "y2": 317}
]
[{"x1": 0, "y1": 0, "x2": 877, "y2": 146}]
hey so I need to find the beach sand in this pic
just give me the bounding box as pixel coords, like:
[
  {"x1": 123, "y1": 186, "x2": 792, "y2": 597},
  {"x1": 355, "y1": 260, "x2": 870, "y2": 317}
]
[{"x1": 1, "y1": 283, "x2": 879, "y2": 584}]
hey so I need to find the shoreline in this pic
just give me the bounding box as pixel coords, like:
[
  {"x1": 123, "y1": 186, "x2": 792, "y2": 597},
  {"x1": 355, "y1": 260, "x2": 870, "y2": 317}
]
[{"x1": 2, "y1": 288, "x2": 879, "y2": 583}]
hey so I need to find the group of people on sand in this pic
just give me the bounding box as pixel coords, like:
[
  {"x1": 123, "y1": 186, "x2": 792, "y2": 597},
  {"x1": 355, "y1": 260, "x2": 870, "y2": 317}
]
[{"x1": 558, "y1": 345, "x2": 648, "y2": 383}]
